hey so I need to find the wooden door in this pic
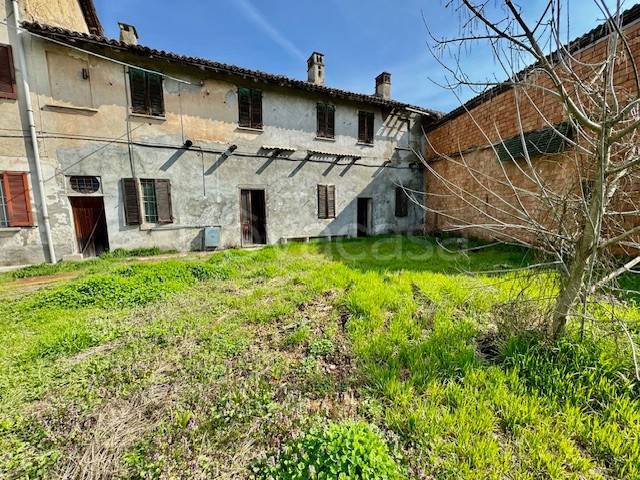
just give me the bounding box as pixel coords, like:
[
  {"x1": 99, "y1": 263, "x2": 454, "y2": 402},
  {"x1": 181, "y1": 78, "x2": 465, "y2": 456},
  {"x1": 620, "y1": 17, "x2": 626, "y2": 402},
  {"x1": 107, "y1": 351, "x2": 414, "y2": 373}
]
[
  {"x1": 240, "y1": 189, "x2": 267, "y2": 245},
  {"x1": 357, "y1": 198, "x2": 371, "y2": 237},
  {"x1": 70, "y1": 196, "x2": 109, "y2": 257}
]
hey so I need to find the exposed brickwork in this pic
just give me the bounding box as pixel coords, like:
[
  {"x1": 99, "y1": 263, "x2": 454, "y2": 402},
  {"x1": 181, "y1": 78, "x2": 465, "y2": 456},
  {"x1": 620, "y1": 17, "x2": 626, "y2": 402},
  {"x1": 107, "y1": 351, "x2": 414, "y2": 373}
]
[{"x1": 425, "y1": 19, "x2": 640, "y2": 250}]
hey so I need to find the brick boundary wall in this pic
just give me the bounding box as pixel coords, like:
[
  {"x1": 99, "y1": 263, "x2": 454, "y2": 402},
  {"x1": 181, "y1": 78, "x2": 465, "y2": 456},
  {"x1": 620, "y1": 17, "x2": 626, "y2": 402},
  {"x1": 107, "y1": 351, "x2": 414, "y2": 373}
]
[{"x1": 424, "y1": 18, "x2": 640, "y2": 251}]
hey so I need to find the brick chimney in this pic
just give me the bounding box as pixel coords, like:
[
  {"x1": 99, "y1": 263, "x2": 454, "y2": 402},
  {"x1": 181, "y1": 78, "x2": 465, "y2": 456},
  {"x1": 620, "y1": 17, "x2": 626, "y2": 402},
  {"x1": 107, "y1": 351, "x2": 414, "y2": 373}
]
[
  {"x1": 307, "y1": 52, "x2": 325, "y2": 86},
  {"x1": 118, "y1": 22, "x2": 139, "y2": 46},
  {"x1": 375, "y1": 72, "x2": 391, "y2": 99}
]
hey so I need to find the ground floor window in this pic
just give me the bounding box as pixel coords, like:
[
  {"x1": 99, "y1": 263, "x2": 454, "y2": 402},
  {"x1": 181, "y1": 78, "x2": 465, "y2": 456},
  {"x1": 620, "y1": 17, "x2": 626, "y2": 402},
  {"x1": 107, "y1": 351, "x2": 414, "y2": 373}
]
[
  {"x1": 0, "y1": 172, "x2": 32, "y2": 227},
  {"x1": 140, "y1": 179, "x2": 159, "y2": 223}
]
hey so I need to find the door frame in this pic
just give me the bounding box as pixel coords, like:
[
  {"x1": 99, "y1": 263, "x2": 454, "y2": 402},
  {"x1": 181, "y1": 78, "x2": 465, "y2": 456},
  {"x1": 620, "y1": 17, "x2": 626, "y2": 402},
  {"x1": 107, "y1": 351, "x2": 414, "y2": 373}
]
[
  {"x1": 357, "y1": 197, "x2": 372, "y2": 237},
  {"x1": 239, "y1": 187, "x2": 268, "y2": 246},
  {"x1": 69, "y1": 195, "x2": 110, "y2": 257}
]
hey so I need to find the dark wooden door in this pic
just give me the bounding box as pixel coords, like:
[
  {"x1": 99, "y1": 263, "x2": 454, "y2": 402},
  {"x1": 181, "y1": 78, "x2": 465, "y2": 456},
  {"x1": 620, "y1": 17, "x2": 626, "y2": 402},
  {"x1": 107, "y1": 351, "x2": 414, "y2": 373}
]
[
  {"x1": 70, "y1": 196, "x2": 109, "y2": 257},
  {"x1": 357, "y1": 198, "x2": 370, "y2": 237},
  {"x1": 240, "y1": 190, "x2": 267, "y2": 245}
]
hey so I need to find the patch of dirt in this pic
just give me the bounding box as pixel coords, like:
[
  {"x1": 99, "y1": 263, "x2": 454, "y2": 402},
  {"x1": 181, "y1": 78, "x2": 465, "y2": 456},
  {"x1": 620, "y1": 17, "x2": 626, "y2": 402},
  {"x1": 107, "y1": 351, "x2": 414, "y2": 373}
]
[{"x1": 1, "y1": 272, "x2": 81, "y2": 298}]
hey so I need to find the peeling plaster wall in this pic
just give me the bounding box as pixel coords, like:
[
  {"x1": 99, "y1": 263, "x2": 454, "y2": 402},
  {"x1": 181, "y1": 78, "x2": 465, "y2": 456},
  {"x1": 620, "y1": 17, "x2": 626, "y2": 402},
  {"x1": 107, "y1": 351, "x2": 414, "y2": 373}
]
[
  {"x1": 20, "y1": 0, "x2": 89, "y2": 33},
  {"x1": 0, "y1": 33, "x2": 425, "y2": 266}
]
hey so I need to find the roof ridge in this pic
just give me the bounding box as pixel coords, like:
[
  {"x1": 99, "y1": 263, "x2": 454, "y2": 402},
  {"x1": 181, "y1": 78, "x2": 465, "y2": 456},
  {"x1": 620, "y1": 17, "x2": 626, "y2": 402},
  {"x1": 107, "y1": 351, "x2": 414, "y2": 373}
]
[{"x1": 22, "y1": 21, "x2": 441, "y2": 119}]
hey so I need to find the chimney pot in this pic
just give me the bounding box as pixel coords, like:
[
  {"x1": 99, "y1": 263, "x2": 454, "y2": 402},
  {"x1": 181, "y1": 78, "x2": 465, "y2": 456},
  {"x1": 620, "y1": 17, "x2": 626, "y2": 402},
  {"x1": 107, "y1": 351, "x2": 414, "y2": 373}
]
[
  {"x1": 118, "y1": 22, "x2": 139, "y2": 46},
  {"x1": 307, "y1": 52, "x2": 325, "y2": 86},
  {"x1": 375, "y1": 72, "x2": 391, "y2": 99}
]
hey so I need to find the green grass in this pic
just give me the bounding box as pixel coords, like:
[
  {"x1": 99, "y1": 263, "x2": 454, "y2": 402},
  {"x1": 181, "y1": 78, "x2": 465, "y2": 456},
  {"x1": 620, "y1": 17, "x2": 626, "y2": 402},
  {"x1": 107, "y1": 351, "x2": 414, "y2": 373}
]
[{"x1": 0, "y1": 236, "x2": 638, "y2": 479}]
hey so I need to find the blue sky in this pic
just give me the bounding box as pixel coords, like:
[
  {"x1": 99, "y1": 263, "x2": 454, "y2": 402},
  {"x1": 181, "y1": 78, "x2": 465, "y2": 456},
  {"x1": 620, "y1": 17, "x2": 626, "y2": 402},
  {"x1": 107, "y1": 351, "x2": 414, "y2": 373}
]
[{"x1": 94, "y1": 0, "x2": 625, "y2": 112}]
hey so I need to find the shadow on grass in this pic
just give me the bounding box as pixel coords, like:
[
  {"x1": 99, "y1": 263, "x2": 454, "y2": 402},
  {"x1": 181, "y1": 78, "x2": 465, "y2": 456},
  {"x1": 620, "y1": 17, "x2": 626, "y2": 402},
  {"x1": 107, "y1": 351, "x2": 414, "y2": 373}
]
[{"x1": 312, "y1": 234, "x2": 536, "y2": 275}]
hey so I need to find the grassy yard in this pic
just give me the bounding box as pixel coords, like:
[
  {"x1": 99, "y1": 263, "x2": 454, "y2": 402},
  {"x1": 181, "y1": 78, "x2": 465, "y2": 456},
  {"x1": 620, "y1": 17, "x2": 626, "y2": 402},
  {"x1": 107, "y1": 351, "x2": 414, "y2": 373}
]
[{"x1": 0, "y1": 236, "x2": 638, "y2": 479}]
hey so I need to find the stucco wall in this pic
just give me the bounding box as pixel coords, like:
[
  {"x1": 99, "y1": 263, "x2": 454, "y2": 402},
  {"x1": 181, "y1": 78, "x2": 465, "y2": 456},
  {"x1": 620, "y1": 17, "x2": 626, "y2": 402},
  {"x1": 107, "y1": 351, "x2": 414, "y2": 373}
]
[
  {"x1": 20, "y1": 0, "x2": 89, "y2": 33},
  {"x1": 0, "y1": 31, "x2": 425, "y2": 266}
]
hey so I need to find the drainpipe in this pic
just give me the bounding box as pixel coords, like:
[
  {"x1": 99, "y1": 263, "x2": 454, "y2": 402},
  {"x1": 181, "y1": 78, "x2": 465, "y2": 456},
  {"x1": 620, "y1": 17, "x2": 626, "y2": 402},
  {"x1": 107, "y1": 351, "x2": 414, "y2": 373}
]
[{"x1": 9, "y1": 0, "x2": 57, "y2": 263}]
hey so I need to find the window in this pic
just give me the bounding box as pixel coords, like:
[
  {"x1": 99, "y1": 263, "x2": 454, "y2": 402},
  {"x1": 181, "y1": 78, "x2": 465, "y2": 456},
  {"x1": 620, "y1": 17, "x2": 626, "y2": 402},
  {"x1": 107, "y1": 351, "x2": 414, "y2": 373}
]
[
  {"x1": 358, "y1": 111, "x2": 375, "y2": 144},
  {"x1": 395, "y1": 187, "x2": 409, "y2": 217},
  {"x1": 121, "y1": 178, "x2": 173, "y2": 225},
  {"x1": 0, "y1": 44, "x2": 17, "y2": 100},
  {"x1": 317, "y1": 184, "x2": 336, "y2": 219},
  {"x1": 496, "y1": 122, "x2": 573, "y2": 162},
  {"x1": 70, "y1": 176, "x2": 100, "y2": 194},
  {"x1": 129, "y1": 68, "x2": 165, "y2": 116},
  {"x1": 316, "y1": 103, "x2": 335, "y2": 139},
  {"x1": 0, "y1": 172, "x2": 33, "y2": 227},
  {"x1": 238, "y1": 87, "x2": 263, "y2": 129}
]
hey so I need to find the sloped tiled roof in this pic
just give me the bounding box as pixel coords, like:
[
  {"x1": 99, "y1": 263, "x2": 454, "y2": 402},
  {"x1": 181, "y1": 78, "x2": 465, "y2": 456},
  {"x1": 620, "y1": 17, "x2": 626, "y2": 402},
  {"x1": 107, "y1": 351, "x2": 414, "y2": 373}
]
[{"x1": 22, "y1": 22, "x2": 441, "y2": 119}]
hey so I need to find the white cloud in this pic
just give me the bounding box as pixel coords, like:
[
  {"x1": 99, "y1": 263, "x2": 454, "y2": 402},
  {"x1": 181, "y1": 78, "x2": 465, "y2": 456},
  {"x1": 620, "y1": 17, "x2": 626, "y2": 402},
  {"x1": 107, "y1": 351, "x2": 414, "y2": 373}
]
[{"x1": 232, "y1": 0, "x2": 305, "y2": 61}]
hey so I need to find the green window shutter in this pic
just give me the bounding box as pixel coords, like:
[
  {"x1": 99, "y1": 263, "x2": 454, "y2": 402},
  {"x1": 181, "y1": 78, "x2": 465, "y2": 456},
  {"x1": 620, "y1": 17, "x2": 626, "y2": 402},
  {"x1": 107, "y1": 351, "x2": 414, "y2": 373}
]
[
  {"x1": 327, "y1": 105, "x2": 335, "y2": 138},
  {"x1": 129, "y1": 68, "x2": 148, "y2": 114},
  {"x1": 250, "y1": 89, "x2": 263, "y2": 129},
  {"x1": 147, "y1": 73, "x2": 165, "y2": 117}
]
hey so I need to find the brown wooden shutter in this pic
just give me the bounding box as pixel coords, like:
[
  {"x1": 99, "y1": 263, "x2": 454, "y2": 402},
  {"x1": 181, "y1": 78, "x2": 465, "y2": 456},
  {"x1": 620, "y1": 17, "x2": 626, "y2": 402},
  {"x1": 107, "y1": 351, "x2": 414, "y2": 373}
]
[
  {"x1": 122, "y1": 178, "x2": 141, "y2": 225},
  {"x1": 155, "y1": 179, "x2": 173, "y2": 224},
  {"x1": 395, "y1": 187, "x2": 408, "y2": 217},
  {"x1": 148, "y1": 73, "x2": 165, "y2": 116},
  {"x1": 250, "y1": 89, "x2": 262, "y2": 129},
  {"x1": 3, "y1": 172, "x2": 32, "y2": 226},
  {"x1": 317, "y1": 103, "x2": 327, "y2": 137},
  {"x1": 0, "y1": 44, "x2": 17, "y2": 100},
  {"x1": 326, "y1": 185, "x2": 335, "y2": 218},
  {"x1": 317, "y1": 184, "x2": 327, "y2": 219},
  {"x1": 238, "y1": 87, "x2": 251, "y2": 127},
  {"x1": 366, "y1": 112, "x2": 374, "y2": 143},
  {"x1": 129, "y1": 69, "x2": 148, "y2": 114},
  {"x1": 358, "y1": 111, "x2": 367, "y2": 143}
]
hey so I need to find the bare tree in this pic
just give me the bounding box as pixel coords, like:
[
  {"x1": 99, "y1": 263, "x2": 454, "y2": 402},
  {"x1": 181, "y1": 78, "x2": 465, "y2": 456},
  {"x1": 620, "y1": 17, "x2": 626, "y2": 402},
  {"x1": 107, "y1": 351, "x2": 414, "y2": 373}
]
[{"x1": 417, "y1": 0, "x2": 640, "y2": 339}]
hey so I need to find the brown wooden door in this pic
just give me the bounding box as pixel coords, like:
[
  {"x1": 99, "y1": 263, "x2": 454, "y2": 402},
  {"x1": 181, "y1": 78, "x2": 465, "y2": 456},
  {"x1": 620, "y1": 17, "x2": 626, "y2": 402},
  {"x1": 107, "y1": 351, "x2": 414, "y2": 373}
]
[
  {"x1": 240, "y1": 189, "x2": 267, "y2": 245},
  {"x1": 70, "y1": 196, "x2": 109, "y2": 257},
  {"x1": 357, "y1": 198, "x2": 371, "y2": 237}
]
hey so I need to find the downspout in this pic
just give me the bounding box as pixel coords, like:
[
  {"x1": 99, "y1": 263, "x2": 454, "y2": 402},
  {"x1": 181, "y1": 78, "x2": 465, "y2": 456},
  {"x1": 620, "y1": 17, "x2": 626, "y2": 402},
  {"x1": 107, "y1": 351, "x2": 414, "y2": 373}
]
[{"x1": 9, "y1": 0, "x2": 56, "y2": 263}]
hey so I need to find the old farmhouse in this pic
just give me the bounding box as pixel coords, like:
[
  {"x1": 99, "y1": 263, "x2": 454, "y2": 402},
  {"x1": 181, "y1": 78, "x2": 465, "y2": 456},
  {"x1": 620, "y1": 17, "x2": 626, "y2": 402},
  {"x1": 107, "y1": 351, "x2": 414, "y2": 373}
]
[{"x1": 0, "y1": 0, "x2": 638, "y2": 266}]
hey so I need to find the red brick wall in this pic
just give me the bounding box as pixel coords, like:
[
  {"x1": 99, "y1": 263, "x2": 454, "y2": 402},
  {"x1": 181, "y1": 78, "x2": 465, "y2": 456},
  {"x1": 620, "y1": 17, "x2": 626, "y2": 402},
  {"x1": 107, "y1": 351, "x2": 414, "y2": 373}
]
[{"x1": 425, "y1": 20, "x2": 640, "y2": 247}]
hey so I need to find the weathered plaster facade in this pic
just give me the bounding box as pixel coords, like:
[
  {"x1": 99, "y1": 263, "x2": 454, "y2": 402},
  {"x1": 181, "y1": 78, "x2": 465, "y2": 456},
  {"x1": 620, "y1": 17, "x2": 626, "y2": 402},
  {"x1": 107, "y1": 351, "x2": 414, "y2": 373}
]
[{"x1": 0, "y1": 0, "x2": 434, "y2": 266}]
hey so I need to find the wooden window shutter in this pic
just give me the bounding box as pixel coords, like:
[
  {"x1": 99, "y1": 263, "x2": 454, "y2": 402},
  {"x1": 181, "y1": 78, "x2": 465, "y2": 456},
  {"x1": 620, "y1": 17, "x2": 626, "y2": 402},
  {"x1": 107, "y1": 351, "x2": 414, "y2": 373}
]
[
  {"x1": 317, "y1": 184, "x2": 328, "y2": 219},
  {"x1": 317, "y1": 103, "x2": 326, "y2": 137},
  {"x1": 238, "y1": 87, "x2": 251, "y2": 127},
  {"x1": 365, "y1": 112, "x2": 375, "y2": 143},
  {"x1": 358, "y1": 111, "x2": 366, "y2": 143},
  {"x1": 129, "y1": 68, "x2": 148, "y2": 114},
  {"x1": 122, "y1": 178, "x2": 141, "y2": 225},
  {"x1": 395, "y1": 187, "x2": 408, "y2": 217},
  {"x1": 3, "y1": 172, "x2": 32, "y2": 226},
  {"x1": 326, "y1": 185, "x2": 335, "y2": 218},
  {"x1": 327, "y1": 105, "x2": 335, "y2": 138},
  {"x1": 147, "y1": 73, "x2": 165, "y2": 117},
  {"x1": 251, "y1": 89, "x2": 262, "y2": 129},
  {"x1": 0, "y1": 44, "x2": 16, "y2": 100},
  {"x1": 155, "y1": 179, "x2": 173, "y2": 224}
]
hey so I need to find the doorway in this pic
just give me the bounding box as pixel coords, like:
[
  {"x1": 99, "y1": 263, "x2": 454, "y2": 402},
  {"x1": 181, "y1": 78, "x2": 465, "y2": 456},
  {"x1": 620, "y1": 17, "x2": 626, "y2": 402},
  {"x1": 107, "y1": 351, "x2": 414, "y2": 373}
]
[
  {"x1": 240, "y1": 189, "x2": 267, "y2": 245},
  {"x1": 357, "y1": 197, "x2": 372, "y2": 237},
  {"x1": 70, "y1": 196, "x2": 109, "y2": 257}
]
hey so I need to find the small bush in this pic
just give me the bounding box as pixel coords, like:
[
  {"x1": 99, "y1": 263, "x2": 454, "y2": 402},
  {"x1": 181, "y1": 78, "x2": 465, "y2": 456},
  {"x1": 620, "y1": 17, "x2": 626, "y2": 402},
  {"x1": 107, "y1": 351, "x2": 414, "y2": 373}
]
[
  {"x1": 101, "y1": 247, "x2": 177, "y2": 259},
  {"x1": 256, "y1": 421, "x2": 404, "y2": 479},
  {"x1": 308, "y1": 338, "x2": 334, "y2": 357}
]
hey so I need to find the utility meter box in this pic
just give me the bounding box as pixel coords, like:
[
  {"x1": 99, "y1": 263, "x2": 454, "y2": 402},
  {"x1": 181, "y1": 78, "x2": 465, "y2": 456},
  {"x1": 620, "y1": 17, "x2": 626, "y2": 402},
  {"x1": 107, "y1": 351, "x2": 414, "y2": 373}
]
[{"x1": 203, "y1": 226, "x2": 221, "y2": 250}]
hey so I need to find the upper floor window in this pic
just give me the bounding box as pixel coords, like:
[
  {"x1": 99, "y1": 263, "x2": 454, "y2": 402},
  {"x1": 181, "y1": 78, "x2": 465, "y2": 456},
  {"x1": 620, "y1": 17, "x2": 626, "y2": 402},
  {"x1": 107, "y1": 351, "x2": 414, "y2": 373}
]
[
  {"x1": 238, "y1": 87, "x2": 263, "y2": 130},
  {"x1": 358, "y1": 111, "x2": 375, "y2": 144},
  {"x1": 129, "y1": 68, "x2": 165, "y2": 117},
  {"x1": 0, "y1": 172, "x2": 33, "y2": 227},
  {"x1": 0, "y1": 44, "x2": 17, "y2": 100},
  {"x1": 316, "y1": 103, "x2": 335, "y2": 139}
]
